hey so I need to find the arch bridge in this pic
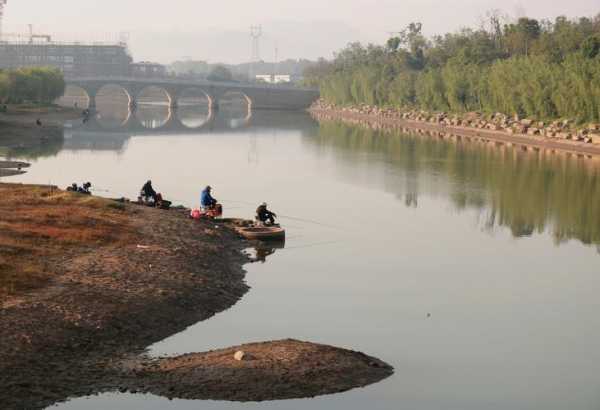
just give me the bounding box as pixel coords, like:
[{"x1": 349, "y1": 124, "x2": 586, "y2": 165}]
[{"x1": 66, "y1": 77, "x2": 320, "y2": 112}]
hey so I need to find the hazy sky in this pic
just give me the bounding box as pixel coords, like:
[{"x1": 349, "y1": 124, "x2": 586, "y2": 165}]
[{"x1": 3, "y1": 0, "x2": 598, "y2": 64}]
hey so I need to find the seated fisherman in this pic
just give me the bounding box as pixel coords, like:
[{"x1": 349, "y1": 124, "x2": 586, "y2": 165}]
[
  {"x1": 78, "y1": 182, "x2": 92, "y2": 195},
  {"x1": 256, "y1": 202, "x2": 277, "y2": 226},
  {"x1": 141, "y1": 180, "x2": 158, "y2": 203},
  {"x1": 200, "y1": 185, "x2": 217, "y2": 210}
]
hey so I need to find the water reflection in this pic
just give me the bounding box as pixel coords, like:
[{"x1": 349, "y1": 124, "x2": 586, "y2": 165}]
[
  {"x1": 0, "y1": 132, "x2": 64, "y2": 160},
  {"x1": 309, "y1": 120, "x2": 600, "y2": 247},
  {"x1": 135, "y1": 104, "x2": 171, "y2": 129},
  {"x1": 246, "y1": 242, "x2": 286, "y2": 264},
  {"x1": 177, "y1": 104, "x2": 211, "y2": 129},
  {"x1": 95, "y1": 104, "x2": 131, "y2": 129},
  {"x1": 9, "y1": 109, "x2": 600, "y2": 410},
  {"x1": 220, "y1": 92, "x2": 252, "y2": 128}
]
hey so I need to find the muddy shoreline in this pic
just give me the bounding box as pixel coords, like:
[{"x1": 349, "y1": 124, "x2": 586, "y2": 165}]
[
  {"x1": 0, "y1": 184, "x2": 392, "y2": 409},
  {"x1": 310, "y1": 107, "x2": 600, "y2": 160},
  {"x1": 0, "y1": 187, "x2": 251, "y2": 409}
]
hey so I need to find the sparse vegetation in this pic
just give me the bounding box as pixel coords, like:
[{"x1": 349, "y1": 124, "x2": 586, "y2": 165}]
[{"x1": 0, "y1": 184, "x2": 133, "y2": 298}]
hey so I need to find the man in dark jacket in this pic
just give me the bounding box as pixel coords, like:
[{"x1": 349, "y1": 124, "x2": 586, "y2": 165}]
[
  {"x1": 256, "y1": 202, "x2": 277, "y2": 225},
  {"x1": 141, "y1": 180, "x2": 158, "y2": 203}
]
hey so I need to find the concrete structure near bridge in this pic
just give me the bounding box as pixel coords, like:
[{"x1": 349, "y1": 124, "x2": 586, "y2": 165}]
[{"x1": 67, "y1": 76, "x2": 320, "y2": 111}]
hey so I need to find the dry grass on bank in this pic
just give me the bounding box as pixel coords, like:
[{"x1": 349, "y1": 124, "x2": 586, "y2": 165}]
[{"x1": 0, "y1": 183, "x2": 135, "y2": 298}]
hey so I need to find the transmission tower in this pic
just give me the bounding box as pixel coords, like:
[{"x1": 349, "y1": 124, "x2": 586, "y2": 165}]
[
  {"x1": 0, "y1": 0, "x2": 8, "y2": 42},
  {"x1": 249, "y1": 25, "x2": 262, "y2": 81}
]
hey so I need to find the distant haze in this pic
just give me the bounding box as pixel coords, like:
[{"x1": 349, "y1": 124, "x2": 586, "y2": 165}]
[{"x1": 3, "y1": 0, "x2": 598, "y2": 64}]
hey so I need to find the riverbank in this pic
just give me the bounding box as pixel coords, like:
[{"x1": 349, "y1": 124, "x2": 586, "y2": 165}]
[
  {"x1": 310, "y1": 101, "x2": 600, "y2": 159},
  {"x1": 0, "y1": 183, "x2": 392, "y2": 409},
  {"x1": 0, "y1": 183, "x2": 250, "y2": 409}
]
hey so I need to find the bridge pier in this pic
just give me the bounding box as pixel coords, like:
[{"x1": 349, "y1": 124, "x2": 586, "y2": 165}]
[{"x1": 87, "y1": 94, "x2": 97, "y2": 113}]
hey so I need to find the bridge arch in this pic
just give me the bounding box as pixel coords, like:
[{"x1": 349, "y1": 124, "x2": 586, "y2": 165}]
[
  {"x1": 95, "y1": 84, "x2": 133, "y2": 110},
  {"x1": 218, "y1": 91, "x2": 253, "y2": 127},
  {"x1": 177, "y1": 87, "x2": 213, "y2": 107},
  {"x1": 93, "y1": 84, "x2": 133, "y2": 128},
  {"x1": 56, "y1": 85, "x2": 90, "y2": 109},
  {"x1": 175, "y1": 88, "x2": 214, "y2": 129},
  {"x1": 219, "y1": 90, "x2": 252, "y2": 112},
  {"x1": 134, "y1": 104, "x2": 172, "y2": 129},
  {"x1": 135, "y1": 86, "x2": 172, "y2": 107}
]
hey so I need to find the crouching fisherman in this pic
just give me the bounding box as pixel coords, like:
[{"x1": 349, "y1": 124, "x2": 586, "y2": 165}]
[
  {"x1": 141, "y1": 180, "x2": 158, "y2": 203},
  {"x1": 256, "y1": 202, "x2": 277, "y2": 226},
  {"x1": 139, "y1": 180, "x2": 171, "y2": 209}
]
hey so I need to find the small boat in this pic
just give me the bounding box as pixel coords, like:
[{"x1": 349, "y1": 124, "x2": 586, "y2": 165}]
[{"x1": 237, "y1": 226, "x2": 286, "y2": 241}]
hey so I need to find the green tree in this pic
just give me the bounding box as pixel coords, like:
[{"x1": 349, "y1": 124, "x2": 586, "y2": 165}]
[
  {"x1": 582, "y1": 34, "x2": 600, "y2": 59},
  {"x1": 207, "y1": 65, "x2": 234, "y2": 82}
]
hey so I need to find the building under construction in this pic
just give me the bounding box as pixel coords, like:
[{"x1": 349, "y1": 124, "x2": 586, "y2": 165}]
[
  {"x1": 0, "y1": 0, "x2": 165, "y2": 79},
  {"x1": 0, "y1": 1, "x2": 131, "y2": 77},
  {"x1": 0, "y1": 37, "x2": 133, "y2": 78}
]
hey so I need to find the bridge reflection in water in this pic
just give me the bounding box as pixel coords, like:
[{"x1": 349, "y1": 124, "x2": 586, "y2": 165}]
[{"x1": 63, "y1": 105, "x2": 319, "y2": 153}]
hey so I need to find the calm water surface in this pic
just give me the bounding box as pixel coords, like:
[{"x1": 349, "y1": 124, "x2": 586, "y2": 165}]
[{"x1": 4, "y1": 105, "x2": 600, "y2": 410}]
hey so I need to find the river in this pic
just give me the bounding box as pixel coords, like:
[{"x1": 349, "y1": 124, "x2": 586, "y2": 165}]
[{"x1": 4, "y1": 102, "x2": 600, "y2": 410}]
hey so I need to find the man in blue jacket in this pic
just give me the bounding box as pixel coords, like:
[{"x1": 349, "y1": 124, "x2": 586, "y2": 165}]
[{"x1": 201, "y1": 185, "x2": 217, "y2": 210}]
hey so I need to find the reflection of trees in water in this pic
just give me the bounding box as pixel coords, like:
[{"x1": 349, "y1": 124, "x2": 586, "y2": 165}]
[
  {"x1": 311, "y1": 120, "x2": 600, "y2": 247},
  {"x1": 0, "y1": 134, "x2": 64, "y2": 160}
]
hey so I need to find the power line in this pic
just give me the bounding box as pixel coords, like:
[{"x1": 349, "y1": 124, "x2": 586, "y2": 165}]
[
  {"x1": 249, "y1": 25, "x2": 262, "y2": 81},
  {"x1": 0, "y1": 0, "x2": 8, "y2": 42}
]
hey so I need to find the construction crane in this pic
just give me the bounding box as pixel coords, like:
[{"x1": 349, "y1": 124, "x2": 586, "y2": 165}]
[{"x1": 0, "y1": 0, "x2": 8, "y2": 42}]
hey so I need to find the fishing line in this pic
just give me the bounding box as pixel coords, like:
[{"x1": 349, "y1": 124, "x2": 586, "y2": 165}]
[
  {"x1": 282, "y1": 240, "x2": 342, "y2": 251},
  {"x1": 221, "y1": 199, "x2": 346, "y2": 231},
  {"x1": 277, "y1": 214, "x2": 347, "y2": 231}
]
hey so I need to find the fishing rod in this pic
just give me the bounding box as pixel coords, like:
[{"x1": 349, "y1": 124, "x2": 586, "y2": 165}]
[{"x1": 220, "y1": 198, "x2": 347, "y2": 231}]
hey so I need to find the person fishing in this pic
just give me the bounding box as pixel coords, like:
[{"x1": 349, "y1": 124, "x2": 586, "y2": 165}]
[
  {"x1": 78, "y1": 182, "x2": 92, "y2": 195},
  {"x1": 141, "y1": 180, "x2": 158, "y2": 203},
  {"x1": 200, "y1": 185, "x2": 218, "y2": 210},
  {"x1": 256, "y1": 202, "x2": 277, "y2": 226}
]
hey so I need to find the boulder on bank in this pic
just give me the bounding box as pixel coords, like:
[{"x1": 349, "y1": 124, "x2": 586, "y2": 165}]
[{"x1": 126, "y1": 339, "x2": 393, "y2": 402}]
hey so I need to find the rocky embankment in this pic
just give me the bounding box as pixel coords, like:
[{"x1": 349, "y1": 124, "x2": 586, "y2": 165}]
[{"x1": 311, "y1": 100, "x2": 600, "y2": 156}]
